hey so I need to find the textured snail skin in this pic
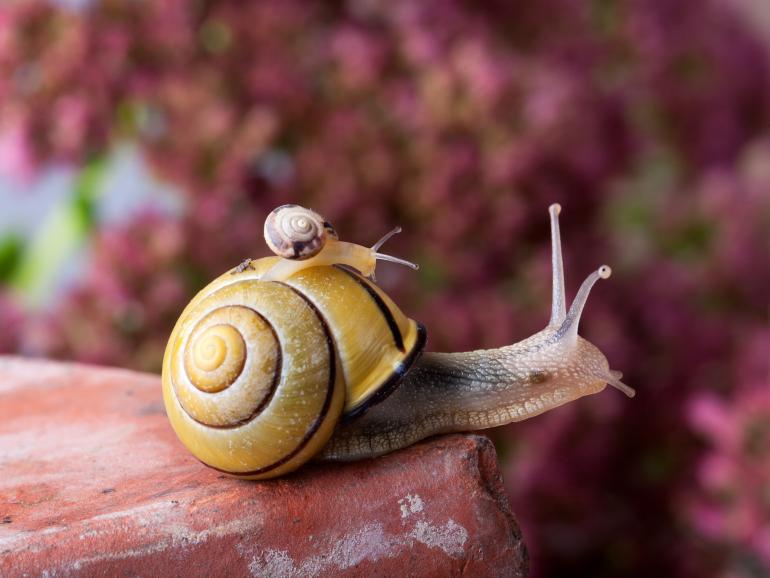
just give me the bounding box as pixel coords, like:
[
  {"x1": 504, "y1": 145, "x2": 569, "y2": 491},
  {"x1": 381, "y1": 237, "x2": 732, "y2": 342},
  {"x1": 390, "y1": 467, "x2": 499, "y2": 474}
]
[{"x1": 320, "y1": 333, "x2": 611, "y2": 461}]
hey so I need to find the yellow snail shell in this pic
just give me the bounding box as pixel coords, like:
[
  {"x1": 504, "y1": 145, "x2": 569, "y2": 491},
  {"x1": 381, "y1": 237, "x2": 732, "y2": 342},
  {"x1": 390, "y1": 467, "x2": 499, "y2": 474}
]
[{"x1": 161, "y1": 256, "x2": 425, "y2": 479}]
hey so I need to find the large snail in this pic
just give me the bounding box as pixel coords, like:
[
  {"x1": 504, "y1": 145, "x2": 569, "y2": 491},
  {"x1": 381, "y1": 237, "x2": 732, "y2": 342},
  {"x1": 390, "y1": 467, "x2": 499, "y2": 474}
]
[{"x1": 161, "y1": 203, "x2": 634, "y2": 479}]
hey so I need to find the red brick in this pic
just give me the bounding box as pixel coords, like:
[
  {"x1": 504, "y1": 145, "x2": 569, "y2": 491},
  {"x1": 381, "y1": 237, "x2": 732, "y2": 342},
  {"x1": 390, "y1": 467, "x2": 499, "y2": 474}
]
[{"x1": 0, "y1": 356, "x2": 528, "y2": 577}]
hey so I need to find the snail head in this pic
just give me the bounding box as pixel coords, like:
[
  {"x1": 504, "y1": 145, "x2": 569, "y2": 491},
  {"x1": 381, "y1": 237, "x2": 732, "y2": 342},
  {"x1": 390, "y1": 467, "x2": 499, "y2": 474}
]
[{"x1": 261, "y1": 205, "x2": 418, "y2": 282}]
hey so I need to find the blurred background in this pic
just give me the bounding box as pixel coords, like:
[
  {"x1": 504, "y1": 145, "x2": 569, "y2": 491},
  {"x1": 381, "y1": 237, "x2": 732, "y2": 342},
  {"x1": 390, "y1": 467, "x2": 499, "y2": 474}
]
[{"x1": 0, "y1": 0, "x2": 768, "y2": 576}]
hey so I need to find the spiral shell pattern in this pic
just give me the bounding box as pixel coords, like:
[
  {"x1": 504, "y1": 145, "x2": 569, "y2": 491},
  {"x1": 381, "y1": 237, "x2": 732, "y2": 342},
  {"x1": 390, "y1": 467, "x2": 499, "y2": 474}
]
[
  {"x1": 264, "y1": 205, "x2": 330, "y2": 260},
  {"x1": 162, "y1": 275, "x2": 345, "y2": 479},
  {"x1": 162, "y1": 256, "x2": 425, "y2": 479}
]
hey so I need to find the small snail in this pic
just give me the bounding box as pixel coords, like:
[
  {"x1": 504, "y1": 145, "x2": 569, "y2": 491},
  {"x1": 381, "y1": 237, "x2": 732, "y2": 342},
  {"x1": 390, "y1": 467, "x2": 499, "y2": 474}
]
[{"x1": 162, "y1": 203, "x2": 634, "y2": 479}]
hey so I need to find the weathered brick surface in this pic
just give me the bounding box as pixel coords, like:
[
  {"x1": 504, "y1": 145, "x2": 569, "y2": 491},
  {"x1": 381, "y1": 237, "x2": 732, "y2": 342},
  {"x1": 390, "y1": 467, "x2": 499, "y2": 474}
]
[{"x1": 0, "y1": 356, "x2": 528, "y2": 577}]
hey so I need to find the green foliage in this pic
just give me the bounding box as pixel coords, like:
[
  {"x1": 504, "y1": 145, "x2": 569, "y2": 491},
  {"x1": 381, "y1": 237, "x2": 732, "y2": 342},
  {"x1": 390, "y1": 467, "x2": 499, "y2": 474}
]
[{"x1": 9, "y1": 157, "x2": 106, "y2": 306}]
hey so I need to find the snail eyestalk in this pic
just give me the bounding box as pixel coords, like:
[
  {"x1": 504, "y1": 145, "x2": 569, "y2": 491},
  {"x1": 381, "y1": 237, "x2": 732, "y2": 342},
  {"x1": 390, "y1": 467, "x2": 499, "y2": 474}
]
[
  {"x1": 556, "y1": 265, "x2": 612, "y2": 341},
  {"x1": 371, "y1": 227, "x2": 403, "y2": 252},
  {"x1": 546, "y1": 208, "x2": 634, "y2": 396},
  {"x1": 373, "y1": 253, "x2": 419, "y2": 270},
  {"x1": 549, "y1": 203, "x2": 567, "y2": 327},
  {"x1": 371, "y1": 226, "x2": 419, "y2": 271}
]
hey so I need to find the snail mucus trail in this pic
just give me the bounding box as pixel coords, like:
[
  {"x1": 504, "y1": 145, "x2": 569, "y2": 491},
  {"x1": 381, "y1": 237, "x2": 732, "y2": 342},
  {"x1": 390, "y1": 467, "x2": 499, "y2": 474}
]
[{"x1": 161, "y1": 203, "x2": 634, "y2": 479}]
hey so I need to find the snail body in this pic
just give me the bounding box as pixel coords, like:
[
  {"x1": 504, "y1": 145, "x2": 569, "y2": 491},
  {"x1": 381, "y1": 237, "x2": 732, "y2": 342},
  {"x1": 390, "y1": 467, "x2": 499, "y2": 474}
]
[{"x1": 162, "y1": 204, "x2": 634, "y2": 479}]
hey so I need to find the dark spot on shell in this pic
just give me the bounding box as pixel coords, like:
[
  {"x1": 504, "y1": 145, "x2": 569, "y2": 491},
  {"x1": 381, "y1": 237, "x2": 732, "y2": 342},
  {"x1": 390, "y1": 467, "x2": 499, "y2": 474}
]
[
  {"x1": 287, "y1": 238, "x2": 322, "y2": 260},
  {"x1": 264, "y1": 205, "x2": 328, "y2": 260}
]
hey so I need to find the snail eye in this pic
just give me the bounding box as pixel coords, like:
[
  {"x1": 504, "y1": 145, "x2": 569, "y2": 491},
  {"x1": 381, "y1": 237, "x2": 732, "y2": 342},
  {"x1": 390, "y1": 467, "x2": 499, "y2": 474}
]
[
  {"x1": 264, "y1": 205, "x2": 331, "y2": 260},
  {"x1": 323, "y1": 221, "x2": 339, "y2": 240}
]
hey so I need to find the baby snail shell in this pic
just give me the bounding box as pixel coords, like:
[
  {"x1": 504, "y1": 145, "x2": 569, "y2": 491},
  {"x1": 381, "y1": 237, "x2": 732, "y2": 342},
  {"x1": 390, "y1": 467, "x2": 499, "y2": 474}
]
[
  {"x1": 263, "y1": 204, "x2": 337, "y2": 260},
  {"x1": 161, "y1": 203, "x2": 635, "y2": 480}
]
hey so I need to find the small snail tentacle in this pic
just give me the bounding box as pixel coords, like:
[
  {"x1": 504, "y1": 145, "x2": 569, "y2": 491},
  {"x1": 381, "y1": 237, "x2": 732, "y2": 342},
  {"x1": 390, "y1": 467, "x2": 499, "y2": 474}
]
[
  {"x1": 371, "y1": 226, "x2": 402, "y2": 252},
  {"x1": 370, "y1": 226, "x2": 419, "y2": 271},
  {"x1": 371, "y1": 252, "x2": 419, "y2": 271},
  {"x1": 368, "y1": 226, "x2": 419, "y2": 282}
]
